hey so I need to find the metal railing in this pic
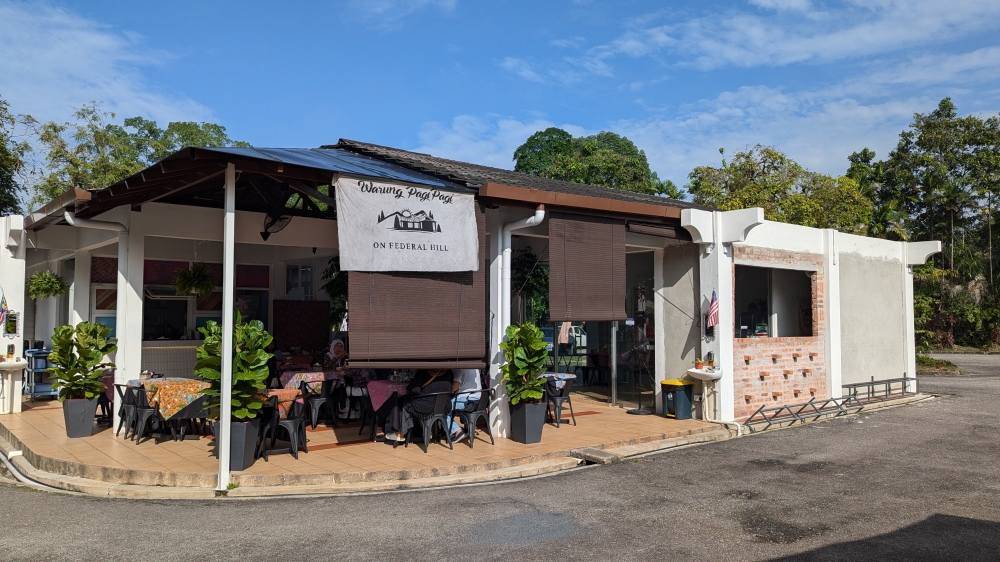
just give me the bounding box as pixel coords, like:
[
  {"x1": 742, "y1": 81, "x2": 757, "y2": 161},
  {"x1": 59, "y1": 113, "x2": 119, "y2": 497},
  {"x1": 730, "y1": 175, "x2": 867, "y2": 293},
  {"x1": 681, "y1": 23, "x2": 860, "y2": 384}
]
[
  {"x1": 743, "y1": 396, "x2": 866, "y2": 433},
  {"x1": 843, "y1": 376, "x2": 917, "y2": 402},
  {"x1": 743, "y1": 376, "x2": 919, "y2": 433}
]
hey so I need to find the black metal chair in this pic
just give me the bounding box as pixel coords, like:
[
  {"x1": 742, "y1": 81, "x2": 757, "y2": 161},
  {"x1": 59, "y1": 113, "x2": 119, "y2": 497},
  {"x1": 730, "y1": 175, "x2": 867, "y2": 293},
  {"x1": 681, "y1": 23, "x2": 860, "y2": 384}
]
[
  {"x1": 115, "y1": 384, "x2": 136, "y2": 438},
  {"x1": 270, "y1": 400, "x2": 308, "y2": 459},
  {"x1": 301, "y1": 379, "x2": 337, "y2": 430},
  {"x1": 404, "y1": 391, "x2": 456, "y2": 453},
  {"x1": 342, "y1": 376, "x2": 367, "y2": 421},
  {"x1": 546, "y1": 377, "x2": 577, "y2": 427},
  {"x1": 132, "y1": 387, "x2": 161, "y2": 443},
  {"x1": 256, "y1": 395, "x2": 280, "y2": 462},
  {"x1": 451, "y1": 389, "x2": 495, "y2": 448}
]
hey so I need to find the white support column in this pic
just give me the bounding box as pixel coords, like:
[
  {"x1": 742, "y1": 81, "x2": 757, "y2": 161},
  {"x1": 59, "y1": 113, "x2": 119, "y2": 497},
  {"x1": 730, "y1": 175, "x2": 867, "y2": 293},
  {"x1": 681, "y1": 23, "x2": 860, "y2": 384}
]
[
  {"x1": 217, "y1": 163, "x2": 237, "y2": 490},
  {"x1": 485, "y1": 209, "x2": 508, "y2": 437},
  {"x1": 124, "y1": 217, "x2": 145, "y2": 383},
  {"x1": 825, "y1": 230, "x2": 843, "y2": 398},
  {"x1": 652, "y1": 248, "x2": 666, "y2": 415},
  {"x1": 71, "y1": 249, "x2": 91, "y2": 325},
  {"x1": 1, "y1": 216, "x2": 26, "y2": 415},
  {"x1": 114, "y1": 231, "x2": 130, "y2": 421}
]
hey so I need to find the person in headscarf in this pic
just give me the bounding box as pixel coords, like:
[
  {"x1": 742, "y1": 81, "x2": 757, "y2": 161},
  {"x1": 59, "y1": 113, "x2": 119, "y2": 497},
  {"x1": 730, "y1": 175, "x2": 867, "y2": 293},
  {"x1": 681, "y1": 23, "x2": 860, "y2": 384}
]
[{"x1": 325, "y1": 339, "x2": 348, "y2": 370}]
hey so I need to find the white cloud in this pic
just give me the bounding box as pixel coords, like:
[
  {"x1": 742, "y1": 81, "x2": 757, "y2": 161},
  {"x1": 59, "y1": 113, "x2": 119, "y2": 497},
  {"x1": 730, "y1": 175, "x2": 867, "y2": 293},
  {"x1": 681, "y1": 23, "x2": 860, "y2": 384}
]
[
  {"x1": 345, "y1": 0, "x2": 456, "y2": 30},
  {"x1": 412, "y1": 115, "x2": 589, "y2": 170},
  {"x1": 551, "y1": 36, "x2": 585, "y2": 48},
  {"x1": 0, "y1": 3, "x2": 211, "y2": 124},
  {"x1": 748, "y1": 0, "x2": 812, "y2": 11},
  {"x1": 500, "y1": 57, "x2": 545, "y2": 83}
]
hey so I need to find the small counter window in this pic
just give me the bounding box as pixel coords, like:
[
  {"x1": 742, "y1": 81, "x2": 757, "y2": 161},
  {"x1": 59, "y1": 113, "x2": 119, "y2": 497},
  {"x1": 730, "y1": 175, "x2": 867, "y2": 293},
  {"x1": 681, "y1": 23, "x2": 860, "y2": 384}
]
[{"x1": 735, "y1": 265, "x2": 813, "y2": 338}]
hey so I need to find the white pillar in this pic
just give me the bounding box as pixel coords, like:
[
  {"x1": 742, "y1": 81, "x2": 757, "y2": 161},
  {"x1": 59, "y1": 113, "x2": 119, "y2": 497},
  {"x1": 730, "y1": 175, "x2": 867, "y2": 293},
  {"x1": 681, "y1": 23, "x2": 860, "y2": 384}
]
[
  {"x1": 485, "y1": 210, "x2": 508, "y2": 437},
  {"x1": 825, "y1": 230, "x2": 843, "y2": 398},
  {"x1": 1, "y1": 216, "x2": 26, "y2": 415},
  {"x1": 114, "y1": 231, "x2": 129, "y2": 421},
  {"x1": 652, "y1": 248, "x2": 666, "y2": 415},
  {"x1": 902, "y1": 247, "x2": 918, "y2": 393},
  {"x1": 71, "y1": 249, "x2": 91, "y2": 325},
  {"x1": 696, "y1": 215, "x2": 736, "y2": 422},
  {"x1": 124, "y1": 219, "x2": 145, "y2": 379},
  {"x1": 217, "y1": 163, "x2": 237, "y2": 490}
]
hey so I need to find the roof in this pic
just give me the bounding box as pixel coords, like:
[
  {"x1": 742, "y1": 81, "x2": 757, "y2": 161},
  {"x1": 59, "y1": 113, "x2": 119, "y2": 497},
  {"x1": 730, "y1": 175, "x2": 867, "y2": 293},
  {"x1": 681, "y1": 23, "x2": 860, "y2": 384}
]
[{"x1": 329, "y1": 139, "x2": 709, "y2": 212}]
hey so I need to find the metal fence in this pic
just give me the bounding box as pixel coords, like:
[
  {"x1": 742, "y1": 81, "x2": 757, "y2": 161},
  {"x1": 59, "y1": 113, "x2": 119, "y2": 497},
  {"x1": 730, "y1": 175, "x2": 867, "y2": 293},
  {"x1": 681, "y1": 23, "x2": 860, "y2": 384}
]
[{"x1": 743, "y1": 376, "x2": 918, "y2": 433}]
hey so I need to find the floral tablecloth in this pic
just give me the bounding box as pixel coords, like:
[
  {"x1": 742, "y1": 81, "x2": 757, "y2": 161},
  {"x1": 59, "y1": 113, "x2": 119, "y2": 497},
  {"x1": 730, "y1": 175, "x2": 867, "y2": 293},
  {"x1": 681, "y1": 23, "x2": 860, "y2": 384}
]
[
  {"x1": 279, "y1": 370, "x2": 344, "y2": 393},
  {"x1": 267, "y1": 388, "x2": 302, "y2": 420},
  {"x1": 367, "y1": 380, "x2": 407, "y2": 411},
  {"x1": 127, "y1": 378, "x2": 211, "y2": 419}
]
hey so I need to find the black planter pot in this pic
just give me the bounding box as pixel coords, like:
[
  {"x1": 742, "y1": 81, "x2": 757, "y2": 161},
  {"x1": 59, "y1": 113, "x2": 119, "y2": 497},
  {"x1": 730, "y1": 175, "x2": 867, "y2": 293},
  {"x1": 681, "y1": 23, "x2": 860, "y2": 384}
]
[
  {"x1": 212, "y1": 418, "x2": 260, "y2": 471},
  {"x1": 63, "y1": 398, "x2": 99, "y2": 438},
  {"x1": 509, "y1": 400, "x2": 546, "y2": 444}
]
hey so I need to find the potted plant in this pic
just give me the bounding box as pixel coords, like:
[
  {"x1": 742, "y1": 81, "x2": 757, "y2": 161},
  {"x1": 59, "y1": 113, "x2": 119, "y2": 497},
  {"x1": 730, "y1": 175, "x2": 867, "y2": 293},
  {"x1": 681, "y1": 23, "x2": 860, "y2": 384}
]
[
  {"x1": 694, "y1": 357, "x2": 705, "y2": 370},
  {"x1": 47, "y1": 322, "x2": 117, "y2": 438},
  {"x1": 500, "y1": 322, "x2": 549, "y2": 444},
  {"x1": 173, "y1": 263, "x2": 217, "y2": 296},
  {"x1": 27, "y1": 270, "x2": 68, "y2": 300},
  {"x1": 195, "y1": 311, "x2": 273, "y2": 471}
]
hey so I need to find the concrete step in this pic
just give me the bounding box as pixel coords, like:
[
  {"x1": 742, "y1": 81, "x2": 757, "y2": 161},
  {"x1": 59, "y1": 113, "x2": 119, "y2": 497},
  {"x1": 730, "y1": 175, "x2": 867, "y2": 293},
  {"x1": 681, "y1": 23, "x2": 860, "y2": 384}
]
[{"x1": 570, "y1": 427, "x2": 734, "y2": 464}]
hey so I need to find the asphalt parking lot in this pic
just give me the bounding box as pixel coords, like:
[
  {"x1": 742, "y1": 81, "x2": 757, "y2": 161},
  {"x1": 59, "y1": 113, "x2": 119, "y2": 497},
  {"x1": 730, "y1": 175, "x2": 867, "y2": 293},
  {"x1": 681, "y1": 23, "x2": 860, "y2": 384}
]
[{"x1": 0, "y1": 355, "x2": 997, "y2": 561}]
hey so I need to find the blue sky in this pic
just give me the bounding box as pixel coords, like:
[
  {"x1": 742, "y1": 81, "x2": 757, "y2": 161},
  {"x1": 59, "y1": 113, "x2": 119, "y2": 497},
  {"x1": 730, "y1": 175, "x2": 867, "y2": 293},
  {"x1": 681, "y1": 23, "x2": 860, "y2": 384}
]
[{"x1": 2, "y1": 0, "x2": 1000, "y2": 188}]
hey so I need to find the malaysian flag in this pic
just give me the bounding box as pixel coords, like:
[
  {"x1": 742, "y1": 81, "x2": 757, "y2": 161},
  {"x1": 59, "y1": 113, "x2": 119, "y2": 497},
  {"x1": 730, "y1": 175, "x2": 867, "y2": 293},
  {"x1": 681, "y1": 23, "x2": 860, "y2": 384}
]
[{"x1": 706, "y1": 290, "x2": 719, "y2": 328}]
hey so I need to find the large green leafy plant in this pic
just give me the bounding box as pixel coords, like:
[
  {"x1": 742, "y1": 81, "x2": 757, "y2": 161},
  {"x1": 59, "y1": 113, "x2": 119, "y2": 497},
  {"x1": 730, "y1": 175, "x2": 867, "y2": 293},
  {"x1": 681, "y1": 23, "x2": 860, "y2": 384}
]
[
  {"x1": 195, "y1": 311, "x2": 273, "y2": 421},
  {"x1": 499, "y1": 322, "x2": 549, "y2": 405},
  {"x1": 47, "y1": 322, "x2": 117, "y2": 401},
  {"x1": 173, "y1": 263, "x2": 217, "y2": 296}
]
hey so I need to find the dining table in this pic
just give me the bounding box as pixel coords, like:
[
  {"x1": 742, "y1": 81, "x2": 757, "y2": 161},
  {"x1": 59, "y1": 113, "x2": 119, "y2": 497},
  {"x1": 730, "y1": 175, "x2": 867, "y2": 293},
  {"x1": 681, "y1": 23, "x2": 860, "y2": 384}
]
[
  {"x1": 544, "y1": 372, "x2": 577, "y2": 390},
  {"x1": 279, "y1": 370, "x2": 344, "y2": 393},
  {"x1": 127, "y1": 378, "x2": 211, "y2": 420},
  {"x1": 367, "y1": 380, "x2": 408, "y2": 411}
]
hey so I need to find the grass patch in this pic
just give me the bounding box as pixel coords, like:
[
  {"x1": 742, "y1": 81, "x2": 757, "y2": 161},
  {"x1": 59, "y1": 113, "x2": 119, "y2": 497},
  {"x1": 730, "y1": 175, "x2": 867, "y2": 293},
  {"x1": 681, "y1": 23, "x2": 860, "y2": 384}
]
[{"x1": 916, "y1": 355, "x2": 957, "y2": 369}]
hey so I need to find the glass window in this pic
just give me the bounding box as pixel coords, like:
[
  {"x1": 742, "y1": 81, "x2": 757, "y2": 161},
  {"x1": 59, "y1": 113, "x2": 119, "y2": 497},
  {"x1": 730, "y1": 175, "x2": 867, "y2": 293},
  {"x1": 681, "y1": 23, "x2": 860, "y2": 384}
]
[
  {"x1": 285, "y1": 265, "x2": 314, "y2": 300},
  {"x1": 94, "y1": 316, "x2": 116, "y2": 338},
  {"x1": 735, "y1": 265, "x2": 813, "y2": 338}
]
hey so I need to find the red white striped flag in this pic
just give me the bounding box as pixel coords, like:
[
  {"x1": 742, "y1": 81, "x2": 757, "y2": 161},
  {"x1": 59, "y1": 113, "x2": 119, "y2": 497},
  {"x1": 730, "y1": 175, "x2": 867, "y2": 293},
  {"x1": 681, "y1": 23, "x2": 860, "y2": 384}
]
[{"x1": 706, "y1": 290, "x2": 719, "y2": 328}]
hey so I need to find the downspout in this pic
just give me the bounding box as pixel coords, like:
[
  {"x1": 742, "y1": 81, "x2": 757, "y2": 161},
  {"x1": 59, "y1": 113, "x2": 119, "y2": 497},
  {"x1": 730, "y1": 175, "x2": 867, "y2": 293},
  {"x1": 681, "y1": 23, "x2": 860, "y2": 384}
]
[
  {"x1": 501, "y1": 205, "x2": 546, "y2": 333},
  {"x1": 63, "y1": 211, "x2": 128, "y2": 233}
]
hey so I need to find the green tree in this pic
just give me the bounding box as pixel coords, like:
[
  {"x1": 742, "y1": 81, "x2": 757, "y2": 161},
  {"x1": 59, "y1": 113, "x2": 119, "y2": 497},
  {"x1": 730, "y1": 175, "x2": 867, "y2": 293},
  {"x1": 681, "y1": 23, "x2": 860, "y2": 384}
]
[
  {"x1": 0, "y1": 95, "x2": 34, "y2": 215},
  {"x1": 29, "y1": 102, "x2": 250, "y2": 210},
  {"x1": 686, "y1": 145, "x2": 871, "y2": 234},
  {"x1": 513, "y1": 128, "x2": 682, "y2": 198}
]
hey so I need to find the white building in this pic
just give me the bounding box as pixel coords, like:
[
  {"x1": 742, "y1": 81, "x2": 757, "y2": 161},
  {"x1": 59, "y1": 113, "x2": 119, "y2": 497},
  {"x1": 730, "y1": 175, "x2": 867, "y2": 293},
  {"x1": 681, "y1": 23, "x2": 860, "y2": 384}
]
[{"x1": 0, "y1": 140, "x2": 940, "y2": 483}]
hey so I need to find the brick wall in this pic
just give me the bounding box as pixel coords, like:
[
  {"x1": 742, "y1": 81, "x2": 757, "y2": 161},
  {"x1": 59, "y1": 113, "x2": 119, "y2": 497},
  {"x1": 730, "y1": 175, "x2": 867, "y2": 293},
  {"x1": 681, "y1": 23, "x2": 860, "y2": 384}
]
[{"x1": 731, "y1": 246, "x2": 827, "y2": 420}]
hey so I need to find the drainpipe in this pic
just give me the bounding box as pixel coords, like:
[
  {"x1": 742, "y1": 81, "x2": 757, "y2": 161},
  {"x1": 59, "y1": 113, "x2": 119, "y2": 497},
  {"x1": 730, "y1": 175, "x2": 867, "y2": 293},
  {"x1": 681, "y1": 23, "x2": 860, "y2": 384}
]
[
  {"x1": 501, "y1": 205, "x2": 546, "y2": 333},
  {"x1": 63, "y1": 211, "x2": 128, "y2": 233}
]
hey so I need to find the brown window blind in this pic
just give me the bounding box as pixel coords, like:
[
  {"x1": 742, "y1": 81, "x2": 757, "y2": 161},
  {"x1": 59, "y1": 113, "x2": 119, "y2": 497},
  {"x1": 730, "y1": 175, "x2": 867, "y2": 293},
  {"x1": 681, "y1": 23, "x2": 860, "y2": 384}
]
[
  {"x1": 625, "y1": 221, "x2": 692, "y2": 240},
  {"x1": 548, "y1": 212, "x2": 626, "y2": 322},
  {"x1": 347, "y1": 205, "x2": 486, "y2": 369}
]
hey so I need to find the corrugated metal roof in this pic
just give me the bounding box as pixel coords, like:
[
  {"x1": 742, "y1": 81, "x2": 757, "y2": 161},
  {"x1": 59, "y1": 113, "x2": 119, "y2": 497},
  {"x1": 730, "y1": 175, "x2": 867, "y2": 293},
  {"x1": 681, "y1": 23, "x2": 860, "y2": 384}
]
[{"x1": 186, "y1": 147, "x2": 458, "y2": 189}]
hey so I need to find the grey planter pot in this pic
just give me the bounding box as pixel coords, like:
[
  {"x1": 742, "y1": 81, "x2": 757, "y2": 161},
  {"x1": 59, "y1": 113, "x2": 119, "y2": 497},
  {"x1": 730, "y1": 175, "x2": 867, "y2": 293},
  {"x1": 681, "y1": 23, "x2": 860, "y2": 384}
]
[
  {"x1": 213, "y1": 418, "x2": 260, "y2": 472},
  {"x1": 63, "y1": 398, "x2": 99, "y2": 438},
  {"x1": 509, "y1": 400, "x2": 546, "y2": 444}
]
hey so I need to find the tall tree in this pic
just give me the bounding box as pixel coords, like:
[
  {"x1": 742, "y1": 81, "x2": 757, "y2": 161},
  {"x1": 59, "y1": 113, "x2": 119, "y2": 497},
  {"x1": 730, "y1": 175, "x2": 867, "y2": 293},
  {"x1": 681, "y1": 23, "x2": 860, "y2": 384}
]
[
  {"x1": 29, "y1": 102, "x2": 249, "y2": 210},
  {"x1": 686, "y1": 145, "x2": 872, "y2": 234},
  {"x1": 0, "y1": 95, "x2": 33, "y2": 215},
  {"x1": 513, "y1": 128, "x2": 682, "y2": 198}
]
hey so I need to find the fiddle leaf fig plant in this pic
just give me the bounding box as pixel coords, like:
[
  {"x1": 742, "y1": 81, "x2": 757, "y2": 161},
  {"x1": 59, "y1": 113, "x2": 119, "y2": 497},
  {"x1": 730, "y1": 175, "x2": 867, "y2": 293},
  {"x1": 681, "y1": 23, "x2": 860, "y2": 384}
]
[
  {"x1": 499, "y1": 322, "x2": 549, "y2": 405},
  {"x1": 47, "y1": 322, "x2": 117, "y2": 401},
  {"x1": 195, "y1": 310, "x2": 273, "y2": 421},
  {"x1": 27, "y1": 270, "x2": 68, "y2": 300},
  {"x1": 173, "y1": 262, "x2": 217, "y2": 296}
]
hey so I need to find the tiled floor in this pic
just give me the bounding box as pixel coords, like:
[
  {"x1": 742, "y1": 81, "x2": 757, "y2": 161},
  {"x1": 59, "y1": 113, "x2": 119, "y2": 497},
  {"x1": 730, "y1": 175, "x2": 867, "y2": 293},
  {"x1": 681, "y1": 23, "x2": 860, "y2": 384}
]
[{"x1": 0, "y1": 395, "x2": 714, "y2": 486}]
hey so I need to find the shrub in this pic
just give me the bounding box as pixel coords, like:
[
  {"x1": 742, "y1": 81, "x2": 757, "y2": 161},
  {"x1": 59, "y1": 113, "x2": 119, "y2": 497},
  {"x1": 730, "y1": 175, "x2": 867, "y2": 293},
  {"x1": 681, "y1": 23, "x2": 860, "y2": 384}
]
[
  {"x1": 47, "y1": 322, "x2": 117, "y2": 401},
  {"x1": 195, "y1": 311, "x2": 273, "y2": 421},
  {"x1": 499, "y1": 322, "x2": 549, "y2": 405}
]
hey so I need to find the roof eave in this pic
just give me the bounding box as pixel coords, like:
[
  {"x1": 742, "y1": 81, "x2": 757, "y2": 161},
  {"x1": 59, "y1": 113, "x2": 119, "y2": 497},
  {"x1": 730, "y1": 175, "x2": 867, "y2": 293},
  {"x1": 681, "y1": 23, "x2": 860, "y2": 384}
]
[
  {"x1": 25, "y1": 188, "x2": 93, "y2": 231},
  {"x1": 479, "y1": 182, "x2": 685, "y2": 220}
]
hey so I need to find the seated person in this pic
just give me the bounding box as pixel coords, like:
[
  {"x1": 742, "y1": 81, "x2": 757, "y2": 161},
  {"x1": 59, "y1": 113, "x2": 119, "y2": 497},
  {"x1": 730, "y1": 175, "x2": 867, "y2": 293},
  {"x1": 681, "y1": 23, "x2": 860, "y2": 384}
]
[
  {"x1": 337, "y1": 366, "x2": 375, "y2": 420},
  {"x1": 384, "y1": 369, "x2": 454, "y2": 442},
  {"x1": 448, "y1": 369, "x2": 482, "y2": 442},
  {"x1": 324, "y1": 339, "x2": 348, "y2": 369}
]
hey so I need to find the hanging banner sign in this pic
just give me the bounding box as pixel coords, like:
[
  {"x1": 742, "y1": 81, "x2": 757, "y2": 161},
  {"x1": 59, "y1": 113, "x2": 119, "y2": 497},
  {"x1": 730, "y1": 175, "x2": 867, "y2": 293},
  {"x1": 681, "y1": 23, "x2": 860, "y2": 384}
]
[{"x1": 334, "y1": 177, "x2": 479, "y2": 272}]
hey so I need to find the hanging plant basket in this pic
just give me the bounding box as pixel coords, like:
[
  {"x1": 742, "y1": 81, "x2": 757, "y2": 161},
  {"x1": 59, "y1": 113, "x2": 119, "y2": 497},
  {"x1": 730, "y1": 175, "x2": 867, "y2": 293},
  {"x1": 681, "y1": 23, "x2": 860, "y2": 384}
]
[
  {"x1": 173, "y1": 263, "x2": 217, "y2": 296},
  {"x1": 27, "y1": 270, "x2": 68, "y2": 300}
]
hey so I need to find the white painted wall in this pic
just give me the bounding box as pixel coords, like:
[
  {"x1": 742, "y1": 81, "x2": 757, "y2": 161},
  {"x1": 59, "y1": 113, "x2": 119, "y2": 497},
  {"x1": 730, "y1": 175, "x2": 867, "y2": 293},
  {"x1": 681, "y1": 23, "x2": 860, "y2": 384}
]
[{"x1": 0, "y1": 216, "x2": 26, "y2": 414}]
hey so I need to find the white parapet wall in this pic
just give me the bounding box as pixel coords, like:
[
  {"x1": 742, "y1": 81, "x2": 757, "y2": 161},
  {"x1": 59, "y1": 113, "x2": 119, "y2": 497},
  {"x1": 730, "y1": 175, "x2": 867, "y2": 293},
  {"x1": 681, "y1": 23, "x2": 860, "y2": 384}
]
[{"x1": 0, "y1": 215, "x2": 27, "y2": 414}]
